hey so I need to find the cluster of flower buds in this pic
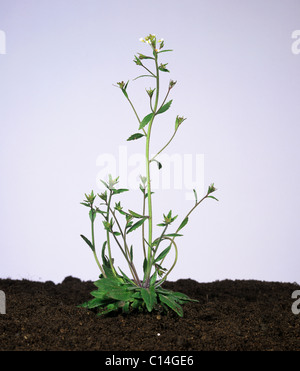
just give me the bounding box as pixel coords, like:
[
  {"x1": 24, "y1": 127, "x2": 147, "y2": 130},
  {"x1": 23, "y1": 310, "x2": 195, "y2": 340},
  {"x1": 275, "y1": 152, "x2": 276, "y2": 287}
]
[
  {"x1": 175, "y1": 115, "x2": 187, "y2": 131},
  {"x1": 115, "y1": 80, "x2": 129, "y2": 98},
  {"x1": 133, "y1": 55, "x2": 142, "y2": 66},
  {"x1": 207, "y1": 183, "x2": 217, "y2": 194},
  {"x1": 169, "y1": 80, "x2": 177, "y2": 89},
  {"x1": 80, "y1": 191, "x2": 97, "y2": 208},
  {"x1": 145, "y1": 87, "x2": 156, "y2": 99},
  {"x1": 139, "y1": 34, "x2": 164, "y2": 52}
]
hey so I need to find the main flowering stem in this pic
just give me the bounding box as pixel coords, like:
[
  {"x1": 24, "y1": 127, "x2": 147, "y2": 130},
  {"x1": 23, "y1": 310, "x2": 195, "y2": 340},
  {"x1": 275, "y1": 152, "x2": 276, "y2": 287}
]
[{"x1": 145, "y1": 51, "x2": 160, "y2": 285}]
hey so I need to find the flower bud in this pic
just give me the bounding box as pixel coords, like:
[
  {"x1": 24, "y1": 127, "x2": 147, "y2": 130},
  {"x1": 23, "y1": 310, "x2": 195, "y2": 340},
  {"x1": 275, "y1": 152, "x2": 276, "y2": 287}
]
[
  {"x1": 175, "y1": 115, "x2": 186, "y2": 130},
  {"x1": 207, "y1": 183, "x2": 217, "y2": 194},
  {"x1": 138, "y1": 53, "x2": 148, "y2": 60},
  {"x1": 158, "y1": 63, "x2": 169, "y2": 72},
  {"x1": 117, "y1": 81, "x2": 125, "y2": 89},
  {"x1": 169, "y1": 80, "x2": 177, "y2": 89},
  {"x1": 146, "y1": 87, "x2": 155, "y2": 99},
  {"x1": 158, "y1": 39, "x2": 164, "y2": 49},
  {"x1": 133, "y1": 55, "x2": 142, "y2": 66}
]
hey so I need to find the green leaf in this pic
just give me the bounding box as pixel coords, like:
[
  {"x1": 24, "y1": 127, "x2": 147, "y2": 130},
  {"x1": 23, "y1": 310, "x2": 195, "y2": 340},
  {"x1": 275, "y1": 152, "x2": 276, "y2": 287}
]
[
  {"x1": 193, "y1": 189, "x2": 198, "y2": 204},
  {"x1": 128, "y1": 210, "x2": 146, "y2": 218},
  {"x1": 102, "y1": 264, "x2": 116, "y2": 279},
  {"x1": 152, "y1": 159, "x2": 162, "y2": 169},
  {"x1": 145, "y1": 191, "x2": 154, "y2": 199},
  {"x1": 80, "y1": 297, "x2": 104, "y2": 309},
  {"x1": 118, "y1": 267, "x2": 136, "y2": 286},
  {"x1": 95, "y1": 208, "x2": 107, "y2": 216},
  {"x1": 112, "y1": 188, "x2": 129, "y2": 195},
  {"x1": 163, "y1": 233, "x2": 183, "y2": 238},
  {"x1": 158, "y1": 294, "x2": 183, "y2": 317},
  {"x1": 155, "y1": 263, "x2": 167, "y2": 277},
  {"x1": 143, "y1": 258, "x2": 148, "y2": 274},
  {"x1": 89, "y1": 209, "x2": 96, "y2": 223},
  {"x1": 127, "y1": 133, "x2": 145, "y2": 141},
  {"x1": 139, "y1": 113, "x2": 154, "y2": 130},
  {"x1": 177, "y1": 217, "x2": 189, "y2": 232},
  {"x1": 106, "y1": 287, "x2": 132, "y2": 301},
  {"x1": 122, "y1": 89, "x2": 128, "y2": 99},
  {"x1": 80, "y1": 202, "x2": 90, "y2": 207},
  {"x1": 122, "y1": 301, "x2": 130, "y2": 314},
  {"x1": 101, "y1": 241, "x2": 109, "y2": 267},
  {"x1": 94, "y1": 277, "x2": 121, "y2": 290},
  {"x1": 100, "y1": 180, "x2": 109, "y2": 189},
  {"x1": 90, "y1": 290, "x2": 107, "y2": 299},
  {"x1": 141, "y1": 287, "x2": 157, "y2": 312},
  {"x1": 157, "y1": 49, "x2": 173, "y2": 54},
  {"x1": 130, "y1": 245, "x2": 133, "y2": 262},
  {"x1": 207, "y1": 195, "x2": 219, "y2": 201},
  {"x1": 99, "y1": 302, "x2": 121, "y2": 315},
  {"x1": 154, "y1": 245, "x2": 171, "y2": 263},
  {"x1": 138, "y1": 53, "x2": 154, "y2": 60},
  {"x1": 126, "y1": 217, "x2": 147, "y2": 233},
  {"x1": 80, "y1": 234, "x2": 94, "y2": 251},
  {"x1": 131, "y1": 298, "x2": 142, "y2": 310},
  {"x1": 157, "y1": 100, "x2": 173, "y2": 115},
  {"x1": 149, "y1": 271, "x2": 157, "y2": 286},
  {"x1": 158, "y1": 65, "x2": 170, "y2": 73},
  {"x1": 170, "y1": 291, "x2": 199, "y2": 303}
]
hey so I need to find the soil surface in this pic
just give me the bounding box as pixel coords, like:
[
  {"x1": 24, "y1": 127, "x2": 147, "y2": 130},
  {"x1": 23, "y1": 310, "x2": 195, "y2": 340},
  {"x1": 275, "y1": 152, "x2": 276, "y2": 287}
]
[{"x1": 0, "y1": 276, "x2": 299, "y2": 351}]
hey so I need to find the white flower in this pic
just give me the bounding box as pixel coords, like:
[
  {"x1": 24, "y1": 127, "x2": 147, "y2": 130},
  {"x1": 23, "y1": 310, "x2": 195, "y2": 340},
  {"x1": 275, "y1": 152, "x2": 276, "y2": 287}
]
[
  {"x1": 158, "y1": 38, "x2": 164, "y2": 43},
  {"x1": 139, "y1": 37, "x2": 145, "y2": 42}
]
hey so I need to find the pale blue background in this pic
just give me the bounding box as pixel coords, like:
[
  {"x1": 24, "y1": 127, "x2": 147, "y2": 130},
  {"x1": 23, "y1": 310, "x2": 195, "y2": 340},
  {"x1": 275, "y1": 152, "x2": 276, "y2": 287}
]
[{"x1": 0, "y1": 0, "x2": 299, "y2": 284}]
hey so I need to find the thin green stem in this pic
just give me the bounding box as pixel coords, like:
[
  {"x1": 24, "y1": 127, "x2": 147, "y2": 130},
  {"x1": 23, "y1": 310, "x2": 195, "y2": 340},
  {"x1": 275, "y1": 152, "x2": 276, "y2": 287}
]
[
  {"x1": 145, "y1": 52, "x2": 160, "y2": 281},
  {"x1": 157, "y1": 87, "x2": 171, "y2": 113},
  {"x1": 140, "y1": 62, "x2": 156, "y2": 77},
  {"x1": 150, "y1": 129, "x2": 178, "y2": 163},
  {"x1": 107, "y1": 201, "x2": 141, "y2": 286},
  {"x1": 110, "y1": 230, "x2": 140, "y2": 286},
  {"x1": 106, "y1": 192, "x2": 117, "y2": 277},
  {"x1": 151, "y1": 225, "x2": 168, "y2": 264},
  {"x1": 179, "y1": 194, "x2": 209, "y2": 228},
  {"x1": 91, "y1": 214, "x2": 107, "y2": 278},
  {"x1": 154, "y1": 194, "x2": 210, "y2": 287},
  {"x1": 142, "y1": 190, "x2": 146, "y2": 259},
  {"x1": 154, "y1": 237, "x2": 178, "y2": 288},
  {"x1": 126, "y1": 96, "x2": 147, "y2": 136}
]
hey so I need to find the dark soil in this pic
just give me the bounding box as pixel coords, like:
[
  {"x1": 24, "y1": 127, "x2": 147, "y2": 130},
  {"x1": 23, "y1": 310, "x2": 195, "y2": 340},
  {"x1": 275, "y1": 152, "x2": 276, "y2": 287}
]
[{"x1": 0, "y1": 276, "x2": 299, "y2": 351}]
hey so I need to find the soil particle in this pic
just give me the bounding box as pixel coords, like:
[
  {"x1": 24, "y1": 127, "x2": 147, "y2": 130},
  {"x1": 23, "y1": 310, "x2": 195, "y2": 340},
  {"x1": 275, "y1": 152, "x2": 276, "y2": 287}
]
[{"x1": 0, "y1": 276, "x2": 299, "y2": 351}]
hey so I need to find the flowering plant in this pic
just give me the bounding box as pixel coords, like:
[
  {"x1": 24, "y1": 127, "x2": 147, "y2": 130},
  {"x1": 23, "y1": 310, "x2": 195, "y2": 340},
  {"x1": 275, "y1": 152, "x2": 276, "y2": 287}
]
[{"x1": 79, "y1": 34, "x2": 218, "y2": 317}]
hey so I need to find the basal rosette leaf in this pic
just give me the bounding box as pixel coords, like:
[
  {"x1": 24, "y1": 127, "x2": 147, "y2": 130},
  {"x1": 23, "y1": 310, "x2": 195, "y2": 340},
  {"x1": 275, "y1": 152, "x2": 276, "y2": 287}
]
[{"x1": 141, "y1": 287, "x2": 157, "y2": 312}]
